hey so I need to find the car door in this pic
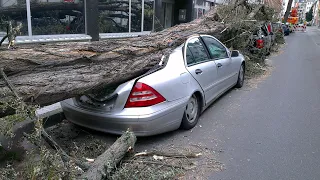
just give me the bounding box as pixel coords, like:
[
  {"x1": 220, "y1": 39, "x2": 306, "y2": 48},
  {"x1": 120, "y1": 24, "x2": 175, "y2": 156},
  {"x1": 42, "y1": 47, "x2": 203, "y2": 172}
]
[
  {"x1": 201, "y1": 35, "x2": 236, "y2": 93},
  {"x1": 185, "y1": 37, "x2": 219, "y2": 104}
]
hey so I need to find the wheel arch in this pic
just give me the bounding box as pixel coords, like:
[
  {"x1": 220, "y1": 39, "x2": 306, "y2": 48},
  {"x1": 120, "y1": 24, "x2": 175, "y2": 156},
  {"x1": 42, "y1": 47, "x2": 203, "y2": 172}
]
[
  {"x1": 242, "y1": 60, "x2": 246, "y2": 70},
  {"x1": 193, "y1": 91, "x2": 204, "y2": 112}
]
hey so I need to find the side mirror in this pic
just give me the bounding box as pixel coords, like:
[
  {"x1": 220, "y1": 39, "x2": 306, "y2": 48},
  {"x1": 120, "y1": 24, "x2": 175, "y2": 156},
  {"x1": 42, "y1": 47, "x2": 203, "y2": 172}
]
[{"x1": 231, "y1": 50, "x2": 239, "y2": 57}]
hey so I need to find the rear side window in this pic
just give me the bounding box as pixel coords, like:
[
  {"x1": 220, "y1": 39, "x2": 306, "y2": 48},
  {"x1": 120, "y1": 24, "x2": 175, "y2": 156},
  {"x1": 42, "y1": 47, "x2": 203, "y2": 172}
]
[
  {"x1": 202, "y1": 36, "x2": 228, "y2": 59},
  {"x1": 186, "y1": 38, "x2": 209, "y2": 65},
  {"x1": 186, "y1": 47, "x2": 196, "y2": 65},
  {"x1": 261, "y1": 26, "x2": 268, "y2": 36}
]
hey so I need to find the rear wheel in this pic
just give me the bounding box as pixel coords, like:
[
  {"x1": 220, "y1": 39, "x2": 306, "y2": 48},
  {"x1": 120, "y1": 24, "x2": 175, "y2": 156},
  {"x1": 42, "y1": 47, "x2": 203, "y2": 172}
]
[
  {"x1": 180, "y1": 94, "x2": 200, "y2": 130},
  {"x1": 235, "y1": 64, "x2": 245, "y2": 88}
]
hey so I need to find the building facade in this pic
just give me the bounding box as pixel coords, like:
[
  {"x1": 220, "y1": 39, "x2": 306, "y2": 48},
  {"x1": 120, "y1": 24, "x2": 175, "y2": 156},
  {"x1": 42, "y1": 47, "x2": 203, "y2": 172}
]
[
  {"x1": 312, "y1": 0, "x2": 319, "y2": 26},
  {"x1": 306, "y1": 0, "x2": 313, "y2": 12},
  {"x1": 298, "y1": 1, "x2": 307, "y2": 21},
  {"x1": 0, "y1": 0, "x2": 216, "y2": 44}
]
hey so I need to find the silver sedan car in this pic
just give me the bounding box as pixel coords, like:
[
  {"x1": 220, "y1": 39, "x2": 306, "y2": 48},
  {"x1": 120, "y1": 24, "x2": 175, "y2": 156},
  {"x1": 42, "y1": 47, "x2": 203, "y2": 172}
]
[{"x1": 61, "y1": 34, "x2": 245, "y2": 136}]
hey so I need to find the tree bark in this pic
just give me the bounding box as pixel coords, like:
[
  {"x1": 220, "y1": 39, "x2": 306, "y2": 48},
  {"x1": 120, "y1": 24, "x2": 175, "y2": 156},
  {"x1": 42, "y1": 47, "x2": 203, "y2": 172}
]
[
  {"x1": 0, "y1": 9, "x2": 225, "y2": 105},
  {"x1": 0, "y1": 4, "x2": 268, "y2": 106},
  {"x1": 283, "y1": 0, "x2": 294, "y2": 23},
  {"x1": 248, "y1": 5, "x2": 264, "y2": 19},
  {"x1": 80, "y1": 131, "x2": 136, "y2": 180}
]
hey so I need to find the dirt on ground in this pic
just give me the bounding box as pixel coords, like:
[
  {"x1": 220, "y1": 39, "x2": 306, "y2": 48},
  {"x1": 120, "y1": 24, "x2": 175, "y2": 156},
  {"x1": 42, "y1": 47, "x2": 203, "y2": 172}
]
[{"x1": 43, "y1": 121, "x2": 224, "y2": 179}]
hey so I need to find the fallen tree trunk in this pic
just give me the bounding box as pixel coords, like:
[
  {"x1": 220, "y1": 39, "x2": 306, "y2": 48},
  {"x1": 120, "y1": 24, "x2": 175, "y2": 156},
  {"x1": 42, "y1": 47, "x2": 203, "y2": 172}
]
[
  {"x1": 248, "y1": 5, "x2": 264, "y2": 19},
  {"x1": 0, "y1": 9, "x2": 224, "y2": 105},
  {"x1": 80, "y1": 131, "x2": 136, "y2": 180},
  {"x1": 0, "y1": 3, "x2": 268, "y2": 105}
]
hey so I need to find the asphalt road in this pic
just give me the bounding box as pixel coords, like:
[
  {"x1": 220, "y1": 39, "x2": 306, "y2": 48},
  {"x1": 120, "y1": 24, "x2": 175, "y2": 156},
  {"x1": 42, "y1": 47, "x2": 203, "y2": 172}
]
[
  {"x1": 138, "y1": 27, "x2": 320, "y2": 179},
  {"x1": 208, "y1": 27, "x2": 320, "y2": 180}
]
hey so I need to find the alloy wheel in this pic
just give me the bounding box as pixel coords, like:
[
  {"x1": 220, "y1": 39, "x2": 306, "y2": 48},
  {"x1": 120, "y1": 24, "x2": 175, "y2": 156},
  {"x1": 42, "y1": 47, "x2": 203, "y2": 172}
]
[{"x1": 185, "y1": 95, "x2": 199, "y2": 124}]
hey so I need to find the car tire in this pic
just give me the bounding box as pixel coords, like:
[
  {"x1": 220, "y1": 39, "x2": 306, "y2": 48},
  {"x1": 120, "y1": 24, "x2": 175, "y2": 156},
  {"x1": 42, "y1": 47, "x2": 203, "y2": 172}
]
[
  {"x1": 235, "y1": 64, "x2": 245, "y2": 88},
  {"x1": 180, "y1": 94, "x2": 201, "y2": 130}
]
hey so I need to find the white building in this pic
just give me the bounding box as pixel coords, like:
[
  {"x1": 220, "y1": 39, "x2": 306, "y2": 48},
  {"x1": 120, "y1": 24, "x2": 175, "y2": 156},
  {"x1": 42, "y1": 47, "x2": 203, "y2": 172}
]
[
  {"x1": 298, "y1": 2, "x2": 306, "y2": 20},
  {"x1": 306, "y1": 0, "x2": 313, "y2": 12},
  {"x1": 312, "y1": 0, "x2": 319, "y2": 26}
]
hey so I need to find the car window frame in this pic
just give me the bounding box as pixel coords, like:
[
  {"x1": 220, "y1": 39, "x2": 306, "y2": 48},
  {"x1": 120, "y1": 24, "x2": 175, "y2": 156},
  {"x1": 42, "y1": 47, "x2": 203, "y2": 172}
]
[
  {"x1": 183, "y1": 36, "x2": 211, "y2": 67},
  {"x1": 261, "y1": 26, "x2": 269, "y2": 36},
  {"x1": 200, "y1": 35, "x2": 230, "y2": 60}
]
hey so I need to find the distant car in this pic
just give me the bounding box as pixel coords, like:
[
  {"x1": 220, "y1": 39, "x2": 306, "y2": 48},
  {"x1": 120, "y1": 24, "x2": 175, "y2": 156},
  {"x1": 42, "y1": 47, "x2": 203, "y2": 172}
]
[
  {"x1": 272, "y1": 22, "x2": 283, "y2": 33},
  {"x1": 266, "y1": 22, "x2": 275, "y2": 44},
  {"x1": 282, "y1": 24, "x2": 290, "y2": 36},
  {"x1": 61, "y1": 35, "x2": 246, "y2": 136},
  {"x1": 249, "y1": 24, "x2": 272, "y2": 54},
  {"x1": 287, "y1": 23, "x2": 294, "y2": 33}
]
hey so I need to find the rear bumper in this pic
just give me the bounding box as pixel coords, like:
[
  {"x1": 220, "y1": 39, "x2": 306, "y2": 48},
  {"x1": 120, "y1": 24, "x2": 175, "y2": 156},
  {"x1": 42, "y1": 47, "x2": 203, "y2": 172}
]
[{"x1": 61, "y1": 98, "x2": 188, "y2": 136}]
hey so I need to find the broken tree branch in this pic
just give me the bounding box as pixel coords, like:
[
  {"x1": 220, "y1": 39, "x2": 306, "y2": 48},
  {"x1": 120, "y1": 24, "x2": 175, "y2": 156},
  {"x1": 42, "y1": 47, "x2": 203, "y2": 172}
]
[
  {"x1": 248, "y1": 5, "x2": 264, "y2": 19},
  {"x1": 134, "y1": 151, "x2": 202, "y2": 158},
  {"x1": 41, "y1": 128, "x2": 90, "y2": 171},
  {"x1": 0, "y1": 68, "x2": 20, "y2": 99},
  {"x1": 80, "y1": 131, "x2": 136, "y2": 180}
]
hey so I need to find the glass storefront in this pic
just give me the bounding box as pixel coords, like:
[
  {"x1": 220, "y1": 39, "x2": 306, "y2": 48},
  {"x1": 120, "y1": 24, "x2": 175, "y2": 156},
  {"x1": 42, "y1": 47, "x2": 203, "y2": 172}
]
[
  {"x1": 159, "y1": 1, "x2": 173, "y2": 30},
  {"x1": 144, "y1": 0, "x2": 154, "y2": 31},
  {"x1": 30, "y1": 0, "x2": 85, "y2": 35},
  {"x1": 0, "y1": 0, "x2": 28, "y2": 37},
  {"x1": 193, "y1": 0, "x2": 213, "y2": 20},
  {"x1": 1, "y1": 0, "x2": 159, "y2": 42},
  {"x1": 99, "y1": 0, "x2": 129, "y2": 33},
  {"x1": 131, "y1": 0, "x2": 142, "y2": 32}
]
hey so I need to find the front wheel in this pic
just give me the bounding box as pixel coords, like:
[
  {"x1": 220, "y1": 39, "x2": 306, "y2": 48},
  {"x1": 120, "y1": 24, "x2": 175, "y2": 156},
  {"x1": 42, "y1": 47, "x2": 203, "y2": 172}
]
[
  {"x1": 180, "y1": 94, "x2": 200, "y2": 130},
  {"x1": 235, "y1": 64, "x2": 245, "y2": 88}
]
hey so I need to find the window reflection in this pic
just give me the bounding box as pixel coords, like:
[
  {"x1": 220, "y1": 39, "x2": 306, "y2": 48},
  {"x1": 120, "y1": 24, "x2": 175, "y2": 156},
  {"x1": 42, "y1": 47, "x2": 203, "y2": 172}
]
[
  {"x1": 131, "y1": 0, "x2": 142, "y2": 32},
  {"x1": 143, "y1": 0, "x2": 154, "y2": 31},
  {"x1": 0, "y1": 0, "x2": 28, "y2": 37},
  {"x1": 99, "y1": 0, "x2": 129, "y2": 33},
  {"x1": 30, "y1": 0, "x2": 85, "y2": 35}
]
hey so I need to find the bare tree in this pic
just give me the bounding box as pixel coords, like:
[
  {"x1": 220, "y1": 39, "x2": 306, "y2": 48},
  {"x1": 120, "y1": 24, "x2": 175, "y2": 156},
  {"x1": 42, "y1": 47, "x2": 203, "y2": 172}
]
[{"x1": 283, "y1": 0, "x2": 294, "y2": 22}]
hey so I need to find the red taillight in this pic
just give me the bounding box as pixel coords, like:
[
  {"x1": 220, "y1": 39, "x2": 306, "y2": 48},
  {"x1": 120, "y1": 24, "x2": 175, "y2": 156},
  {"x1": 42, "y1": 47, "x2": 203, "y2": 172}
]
[
  {"x1": 125, "y1": 82, "x2": 166, "y2": 108},
  {"x1": 256, "y1": 39, "x2": 264, "y2": 49}
]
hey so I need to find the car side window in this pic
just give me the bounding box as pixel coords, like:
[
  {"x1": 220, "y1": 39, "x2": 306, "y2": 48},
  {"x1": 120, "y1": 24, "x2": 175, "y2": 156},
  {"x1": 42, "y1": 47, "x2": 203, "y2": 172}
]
[
  {"x1": 261, "y1": 26, "x2": 268, "y2": 36},
  {"x1": 186, "y1": 38, "x2": 209, "y2": 65},
  {"x1": 186, "y1": 47, "x2": 196, "y2": 65},
  {"x1": 202, "y1": 36, "x2": 229, "y2": 59}
]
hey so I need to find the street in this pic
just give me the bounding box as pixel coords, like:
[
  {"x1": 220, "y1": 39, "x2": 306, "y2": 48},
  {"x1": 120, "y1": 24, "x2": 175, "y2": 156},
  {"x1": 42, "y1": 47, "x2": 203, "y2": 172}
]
[
  {"x1": 137, "y1": 27, "x2": 320, "y2": 179},
  {"x1": 209, "y1": 27, "x2": 320, "y2": 179}
]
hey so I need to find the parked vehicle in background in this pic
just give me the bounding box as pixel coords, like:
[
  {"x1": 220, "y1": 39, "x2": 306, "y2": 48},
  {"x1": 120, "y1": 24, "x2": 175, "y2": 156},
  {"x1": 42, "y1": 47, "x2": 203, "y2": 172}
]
[
  {"x1": 248, "y1": 24, "x2": 272, "y2": 54},
  {"x1": 266, "y1": 22, "x2": 275, "y2": 44},
  {"x1": 61, "y1": 34, "x2": 246, "y2": 136},
  {"x1": 287, "y1": 23, "x2": 294, "y2": 33},
  {"x1": 272, "y1": 22, "x2": 283, "y2": 33},
  {"x1": 282, "y1": 24, "x2": 290, "y2": 36}
]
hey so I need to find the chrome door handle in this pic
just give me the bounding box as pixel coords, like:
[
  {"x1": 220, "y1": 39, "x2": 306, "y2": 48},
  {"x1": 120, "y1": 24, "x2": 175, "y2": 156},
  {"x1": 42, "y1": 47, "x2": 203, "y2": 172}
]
[
  {"x1": 195, "y1": 69, "x2": 203, "y2": 74},
  {"x1": 217, "y1": 63, "x2": 223, "y2": 68}
]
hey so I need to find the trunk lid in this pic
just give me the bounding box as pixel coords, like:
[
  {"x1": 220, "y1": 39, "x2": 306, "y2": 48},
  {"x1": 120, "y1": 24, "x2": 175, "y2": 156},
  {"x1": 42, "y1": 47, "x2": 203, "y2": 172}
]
[{"x1": 74, "y1": 56, "x2": 168, "y2": 112}]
